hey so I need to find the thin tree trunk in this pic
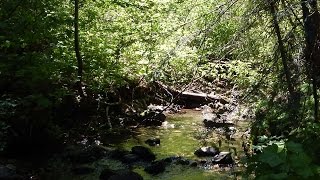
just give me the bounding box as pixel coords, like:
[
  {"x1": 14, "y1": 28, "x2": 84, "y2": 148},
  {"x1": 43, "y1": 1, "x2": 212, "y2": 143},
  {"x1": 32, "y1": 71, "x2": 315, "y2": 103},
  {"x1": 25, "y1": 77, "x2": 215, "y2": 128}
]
[
  {"x1": 301, "y1": 0, "x2": 320, "y2": 120},
  {"x1": 312, "y1": 76, "x2": 318, "y2": 119},
  {"x1": 74, "y1": 0, "x2": 84, "y2": 97},
  {"x1": 270, "y1": 1, "x2": 295, "y2": 101}
]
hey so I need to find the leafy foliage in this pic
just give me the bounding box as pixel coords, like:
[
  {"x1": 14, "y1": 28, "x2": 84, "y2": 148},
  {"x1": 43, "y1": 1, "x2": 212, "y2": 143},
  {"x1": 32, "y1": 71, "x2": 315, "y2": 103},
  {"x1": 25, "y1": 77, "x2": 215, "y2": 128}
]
[
  {"x1": 247, "y1": 139, "x2": 319, "y2": 179},
  {"x1": 1, "y1": 0, "x2": 320, "y2": 178}
]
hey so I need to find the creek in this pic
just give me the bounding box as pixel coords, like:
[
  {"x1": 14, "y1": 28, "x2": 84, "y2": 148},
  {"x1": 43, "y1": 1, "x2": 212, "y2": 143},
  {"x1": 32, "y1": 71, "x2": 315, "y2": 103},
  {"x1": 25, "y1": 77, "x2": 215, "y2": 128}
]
[{"x1": 44, "y1": 109, "x2": 249, "y2": 180}]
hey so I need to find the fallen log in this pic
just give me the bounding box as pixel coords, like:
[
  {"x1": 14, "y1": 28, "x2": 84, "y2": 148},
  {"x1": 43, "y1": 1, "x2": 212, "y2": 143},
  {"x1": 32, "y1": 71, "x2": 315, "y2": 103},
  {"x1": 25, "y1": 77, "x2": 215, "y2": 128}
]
[{"x1": 154, "y1": 81, "x2": 229, "y2": 108}]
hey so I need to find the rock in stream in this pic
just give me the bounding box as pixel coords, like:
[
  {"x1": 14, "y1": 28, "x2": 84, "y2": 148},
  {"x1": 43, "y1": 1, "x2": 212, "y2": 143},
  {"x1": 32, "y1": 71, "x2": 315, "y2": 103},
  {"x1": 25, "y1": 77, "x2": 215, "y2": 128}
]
[{"x1": 194, "y1": 147, "x2": 219, "y2": 157}]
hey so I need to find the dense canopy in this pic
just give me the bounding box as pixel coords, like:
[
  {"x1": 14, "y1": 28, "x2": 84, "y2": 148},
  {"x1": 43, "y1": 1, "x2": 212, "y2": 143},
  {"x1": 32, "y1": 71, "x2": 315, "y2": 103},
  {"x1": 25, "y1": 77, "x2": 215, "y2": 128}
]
[{"x1": 1, "y1": 0, "x2": 320, "y2": 179}]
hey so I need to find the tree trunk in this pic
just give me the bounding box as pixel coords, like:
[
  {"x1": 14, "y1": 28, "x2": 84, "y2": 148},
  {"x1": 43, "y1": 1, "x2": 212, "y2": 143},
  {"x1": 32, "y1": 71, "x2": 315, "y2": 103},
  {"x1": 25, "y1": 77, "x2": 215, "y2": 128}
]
[
  {"x1": 301, "y1": 0, "x2": 320, "y2": 120},
  {"x1": 74, "y1": 0, "x2": 84, "y2": 97},
  {"x1": 269, "y1": 1, "x2": 295, "y2": 102}
]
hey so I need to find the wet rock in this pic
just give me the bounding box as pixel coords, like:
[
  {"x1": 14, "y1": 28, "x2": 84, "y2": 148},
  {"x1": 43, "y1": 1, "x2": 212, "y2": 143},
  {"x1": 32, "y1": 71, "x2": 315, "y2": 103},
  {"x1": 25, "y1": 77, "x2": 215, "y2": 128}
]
[
  {"x1": 176, "y1": 158, "x2": 190, "y2": 165},
  {"x1": 99, "y1": 168, "x2": 117, "y2": 180},
  {"x1": 108, "y1": 171, "x2": 143, "y2": 180},
  {"x1": 109, "y1": 149, "x2": 130, "y2": 160},
  {"x1": 131, "y1": 146, "x2": 155, "y2": 161},
  {"x1": 190, "y1": 161, "x2": 198, "y2": 167},
  {"x1": 165, "y1": 156, "x2": 191, "y2": 166},
  {"x1": 72, "y1": 165, "x2": 95, "y2": 175},
  {"x1": 161, "y1": 156, "x2": 175, "y2": 163},
  {"x1": 194, "y1": 147, "x2": 219, "y2": 157},
  {"x1": 145, "y1": 138, "x2": 160, "y2": 146},
  {"x1": 160, "y1": 156, "x2": 184, "y2": 164},
  {"x1": 140, "y1": 111, "x2": 166, "y2": 126},
  {"x1": 198, "y1": 160, "x2": 207, "y2": 165},
  {"x1": 144, "y1": 161, "x2": 166, "y2": 175},
  {"x1": 121, "y1": 154, "x2": 140, "y2": 164},
  {"x1": 212, "y1": 152, "x2": 233, "y2": 164},
  {"x1": 67, "y1": 145, "x2": 108, "y2": 164}
]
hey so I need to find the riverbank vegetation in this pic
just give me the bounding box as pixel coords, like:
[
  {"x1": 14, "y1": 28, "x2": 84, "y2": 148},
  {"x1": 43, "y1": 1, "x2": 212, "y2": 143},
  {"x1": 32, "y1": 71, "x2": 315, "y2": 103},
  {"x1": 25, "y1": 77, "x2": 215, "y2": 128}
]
[{"x1": 1, "y1": 0, "x2": 320, "y2": 179}]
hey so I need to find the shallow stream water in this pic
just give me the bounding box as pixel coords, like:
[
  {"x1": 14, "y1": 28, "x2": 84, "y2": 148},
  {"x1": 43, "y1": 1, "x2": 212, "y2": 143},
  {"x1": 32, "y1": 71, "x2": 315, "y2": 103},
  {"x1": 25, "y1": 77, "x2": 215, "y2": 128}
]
[
  {"x1": 45, "y1": 109, "x2": 248, "y2": 180},
  {"x1": 118, "y1": 110, "x2": 248, "y2": 179}
]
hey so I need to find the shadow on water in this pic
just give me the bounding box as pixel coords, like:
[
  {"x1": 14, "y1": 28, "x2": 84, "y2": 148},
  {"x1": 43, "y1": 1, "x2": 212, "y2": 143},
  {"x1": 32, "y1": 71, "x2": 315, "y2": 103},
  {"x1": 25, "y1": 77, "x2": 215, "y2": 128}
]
[
  {"x1": 99, "y1": 109, "x2": 248, "y2": 180},
  {"x1": 30, "y1": 109, "x2": 248, "y2": 179}
]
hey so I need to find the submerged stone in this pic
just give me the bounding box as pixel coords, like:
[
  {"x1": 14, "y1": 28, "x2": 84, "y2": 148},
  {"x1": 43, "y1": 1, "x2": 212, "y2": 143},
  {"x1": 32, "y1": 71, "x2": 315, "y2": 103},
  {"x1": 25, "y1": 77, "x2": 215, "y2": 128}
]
[
  {"x1": 212, "y1": 152, "x2": 233, "y2": 164},
  {"x1": 109, "y1": 149, "x2": 130, "y2": 160},
  {"x1": 189, "y1": 161, "x2": 198, "y2": 167},
  {"x1": 144, "y1": 161, "x2": 166, "y2": 175},
  {"x1": 194, "y1": 147, "x2": 219, "y2": 157},
  {"x1": 121, "y1": 154, "x2": 140, "y2": 164},
  {"x1": 140, "y1": 111, "x2": 166, "y2": 126},
  {"x1": 131, "y1": 146, "x2": 156, "y2": 161},
  {"x1": 175, "y1": 158, "x2": 190, "y2": 165},
  {"x1": 145, "y1": 138, "x2": 160, "y2": 146}
]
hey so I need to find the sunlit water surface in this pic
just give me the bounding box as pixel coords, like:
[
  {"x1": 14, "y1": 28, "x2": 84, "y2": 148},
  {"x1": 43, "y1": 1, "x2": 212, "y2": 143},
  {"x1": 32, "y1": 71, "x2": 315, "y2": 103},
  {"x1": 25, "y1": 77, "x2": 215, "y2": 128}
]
[{"x1": 46, "y1": 110, "x2": 248, "y2": 180}]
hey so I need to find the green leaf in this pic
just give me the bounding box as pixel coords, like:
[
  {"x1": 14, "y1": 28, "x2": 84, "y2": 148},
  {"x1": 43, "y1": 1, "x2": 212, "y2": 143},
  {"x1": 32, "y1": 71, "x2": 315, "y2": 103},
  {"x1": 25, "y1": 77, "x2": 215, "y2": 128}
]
[
  {"x1": 295, "y1": 167, "x2": 314, "y2": 178},
  {"x1": 289, "y1": 153, "x2": 311, "y2": 168},
  {"x1": 286, "y1": 141, "x2": 303, "y2": 153},
  {"x1": 258, "y1": 145, "x2": 285, "y2": 167},
  {"x1": 257, "y1": 135, "x2": 268, "y2": 143}
]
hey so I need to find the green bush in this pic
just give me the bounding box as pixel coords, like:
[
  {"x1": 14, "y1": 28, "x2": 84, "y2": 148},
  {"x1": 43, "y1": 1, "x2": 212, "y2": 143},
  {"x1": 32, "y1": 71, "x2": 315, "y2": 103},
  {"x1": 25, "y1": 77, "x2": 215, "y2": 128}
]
[{"x1": 246, "y1": 139, "x2": 320, "y2": 179}]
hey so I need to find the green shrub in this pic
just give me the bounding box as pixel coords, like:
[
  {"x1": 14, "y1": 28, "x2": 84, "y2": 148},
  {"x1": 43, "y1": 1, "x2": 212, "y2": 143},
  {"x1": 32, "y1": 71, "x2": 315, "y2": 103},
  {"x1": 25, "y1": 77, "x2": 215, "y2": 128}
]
[{"x1": 246, "y1": 139, "x2": 320, "y2": 179}]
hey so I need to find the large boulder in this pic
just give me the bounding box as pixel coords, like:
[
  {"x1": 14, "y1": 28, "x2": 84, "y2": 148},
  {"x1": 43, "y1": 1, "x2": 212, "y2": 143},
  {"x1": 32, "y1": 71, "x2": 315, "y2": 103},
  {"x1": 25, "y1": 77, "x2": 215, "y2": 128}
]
[
  {"x1": 212, "y1": 152, "x2": 233, "y2": 164},
  {"x1": 131, "y1": 146, "x2": 156, "y2": 161},
  {"x1": 194, "y1": 147, "x2": 219, "y2": 157},
  {"x1": 144, "y1": 161, "x2": 166, "y2": 175},
  {"x1": 145, "y1": 138, "x2": 160, "y2": 146}
]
